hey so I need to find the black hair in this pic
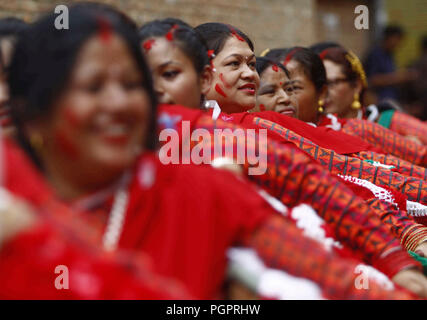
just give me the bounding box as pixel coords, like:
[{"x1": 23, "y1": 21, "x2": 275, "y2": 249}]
[
  {"x1": 266, "y1": 46, "x2": 326, "y2": 92},
  {"x1": 255, "y1": 56, "x2": 290, "y2": 79},
  {"x1": 8, "y1": 3, "x2": 158, "y2": 169},
  {"x1": 194, "y1": 22, "x2": 254, "y2": 55},
  {"x1": 0, "y1": 17, "x2": 28, "y2": 69},
  {"x1": 139, "y1": 18, "x2": 210, "y2": 75},
  {"x1": 383, "y1": 25, "x2": 405, "y2": 39},
  {"x1": 262, "y1": 48, "x2": 287, "y2": 62},
  {"x1": 0, "y1": 17, "x2": 28, "y2": 38},
  {"x1": 309, "y1": 41, "x2": 341, "y2": 55}
]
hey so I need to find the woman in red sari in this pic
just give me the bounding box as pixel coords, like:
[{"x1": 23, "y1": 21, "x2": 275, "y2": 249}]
[
  {"x1": 318, "y1": 45, "x2": 427, "y2": 146},
  {"x1": 4, "y1": 4, "x2": 419, "y2": 300},
  {"x1": 140, "y1": 18, "x2": 427, "y2": 295},
  {"x1": 191, "y1": 26, "x2": 427, "y2": 207},
  {"x1": 264, "y1": 46, "x2": 427, "y2": 166}
]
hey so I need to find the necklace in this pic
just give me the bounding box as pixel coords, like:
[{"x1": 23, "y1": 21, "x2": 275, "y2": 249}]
[{"x1": 102, "y1": 186, "x2": 129, "y2": 251}]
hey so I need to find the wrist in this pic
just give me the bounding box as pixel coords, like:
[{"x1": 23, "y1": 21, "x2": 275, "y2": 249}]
[{"x1": 374, "y1": 248, "x2": 423, "y2": 278}]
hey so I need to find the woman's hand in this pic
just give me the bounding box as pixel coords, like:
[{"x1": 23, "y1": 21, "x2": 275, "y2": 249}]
[
  {"x1": 414, "y1": 241, "x2": 427, "y2": 257},
  {"x1": 392, "y1": 268, "x2": 427, "y2": 298}
]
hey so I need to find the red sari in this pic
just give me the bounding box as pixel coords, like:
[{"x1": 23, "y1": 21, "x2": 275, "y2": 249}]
[
  {"x1": 158, "y1": 105, "x2": 427, "y2": 268},
  {"x1": 1, "y1": 137, "x2": 420, "y2": 299}
]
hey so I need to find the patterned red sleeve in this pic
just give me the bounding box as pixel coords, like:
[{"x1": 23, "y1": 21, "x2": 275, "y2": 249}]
[
  {"x1": 245, "y1": 214, "x2": 418, "y2": 299},
  {"x1": 342, "y1": 119, "x2": 427, "y2": 166},
  {"x1": 0, "y1": 223, "x2": 192, "y2": 299},
  {"x1": 390, "y1": 111, "x2": 427, "y2": 145},
  {"x1": 253, "y1": 117, "x2": 427, "y2": 204},
  {"x1": 182, "y1": 114, "x2": 420, "y2": 277},
  {"x1": 365, "y1": 198, "x2": 427, "y2": 252},
  {"x1": 355, "y1": 150, "x2": 427, "y2": 180}
]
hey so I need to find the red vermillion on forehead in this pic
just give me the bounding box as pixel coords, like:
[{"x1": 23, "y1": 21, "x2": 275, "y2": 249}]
[
  {"x1": 215, "y1": 83, "x2": 227, "y2": 98},
  {"x1": 283, "y1": 48, "x2": 302, "y2": 66},
  {"x1": 227, "y1": 25, "x2": 245, "y2": 42},
  {"x1": 259, "y1": 104, "x2": 266, "y2": 111},
  {"x1": 142, "y1": 39, "x2": 156, "y2": 52},
  {"x1": 165, "y1": 24, "x2": 179, "y2": 41},
  {"x1": 272, "y1": 64, "x2": 278, "y2": 72},
  {"x1": 96, "y1": 16, "x2": 112, "y2": 44}
]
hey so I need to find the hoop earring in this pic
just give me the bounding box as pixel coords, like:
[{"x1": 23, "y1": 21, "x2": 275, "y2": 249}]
[
  {"x1": 351, "y1": 93, "x2": 361, "y2": 110},
  {"x1": 318, "y1": 100, "x2": 324, "y2": 113}
]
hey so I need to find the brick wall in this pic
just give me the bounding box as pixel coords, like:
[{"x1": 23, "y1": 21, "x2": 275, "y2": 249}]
[{"x1": 0, "y1": 0, "x2": 316, "y2": 55}]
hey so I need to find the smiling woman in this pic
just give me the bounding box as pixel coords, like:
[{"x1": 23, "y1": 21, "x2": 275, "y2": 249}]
[{"x1": 195, "y1": 23, "x2": 260, "y2": 114}]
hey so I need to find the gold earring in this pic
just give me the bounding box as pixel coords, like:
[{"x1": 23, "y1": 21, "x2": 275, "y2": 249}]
[
  {"x1": 30, "y1": 133, "x2": 44, "y2": 153},
  {"x1": 318, "y1": 100, "x2": 324, "y2": 113},
  {"x1": 351, "y1": 93, "x2": 361, "y2": 110}
]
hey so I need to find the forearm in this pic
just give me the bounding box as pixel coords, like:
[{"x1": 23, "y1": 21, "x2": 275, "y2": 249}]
[
  {"x1": 390, "y1": 111, "x2": 427, "y2": 145},
  {"x1": 342, "y1": 119, "x2": 427, "y2": 166},
  {"x1": 355, "y1": 151, "x2": 427, "y2": 180},
  {"x1": 246, "y1": 215, "x2": 417, "y2": 299}
]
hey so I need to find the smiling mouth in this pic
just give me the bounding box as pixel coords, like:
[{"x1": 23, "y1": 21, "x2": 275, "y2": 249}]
[
  {"x1": 277, "y1": 108, "x2": 295, "y2": 115},
  {"x1": 238, "y1": 83, "x2": 256, "y2": 94},
  {"x1": 96, "y1": 123, "x2": 134, "y2": 145}
]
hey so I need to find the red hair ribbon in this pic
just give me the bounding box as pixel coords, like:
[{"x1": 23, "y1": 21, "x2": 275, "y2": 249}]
[
  {"x1": 142, "y1": 39, "x2": 156, "y2": 52},
  {"x1": 283, "y1": 48, "x2": 302, "y2": 66},
  {"x1": 165, "y1": 24, "x2": 179, "y2": 41},
  {"x1": 272, "y1": 64, "x2": 279, "y2": 72},
  {"x1": 97, "y1": 16, "x2": 112, "y2": 44}
]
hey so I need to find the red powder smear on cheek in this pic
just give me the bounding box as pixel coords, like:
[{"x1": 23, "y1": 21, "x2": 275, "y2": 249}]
[
  {"x1": 259, "y1": 104, "x2": 266, "y2": 111},
  {"x1": 54, "y1": 130, "x2": 80, "y2": 160},
  {"x1": 219, "y1": 73, "x2": 232, "y2": 88},
  {"x1": 215, "y1": 84, "x2": 227, "y2": 98},
  {"x1": 272, "y1": 64, "x2": 278, "y2": 72},
  {"x1": 165, "y1": 25, "x2": 178, "y2": 41},
  {"x1": 97, "y1": 17, "x2": 112, "y2": 44},
  {"x1": 63, "y1": 108, "x2": 81, "y2": 128},
  {"x1": 142, "y1": 39, "x2": 156, "y2": 52}
]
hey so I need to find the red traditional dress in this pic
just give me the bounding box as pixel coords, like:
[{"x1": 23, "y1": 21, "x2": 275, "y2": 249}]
[
  {"x1": 319, "y1": 115, "x2": 427, "y2": 167},
  {"x1": 385, "y1": 110, "x2": 427, "y2": 145},
  {"x1": 158, "y1": 105, "x2": 427, "y2": 263},
  {"x1": 0, "y1": 141, "x2": 192, "y2": 299},
  {"x1": 2, "y1": 137, "x2": 418, "y2": 299}
]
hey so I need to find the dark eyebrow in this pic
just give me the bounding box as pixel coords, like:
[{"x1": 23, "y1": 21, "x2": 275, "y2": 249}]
[
  {"x1": 258, "y1": 84, "x2": 276, "y2": 94},
  {"x1": 289, "y1": 80, "x2": 303, "y2": 85},
  {"x1": 158, "y1": 61, "x2": 182, "y2": 69},
  {"x1": 224, "y1": 53, "x2": 256, "y2": 61}
]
